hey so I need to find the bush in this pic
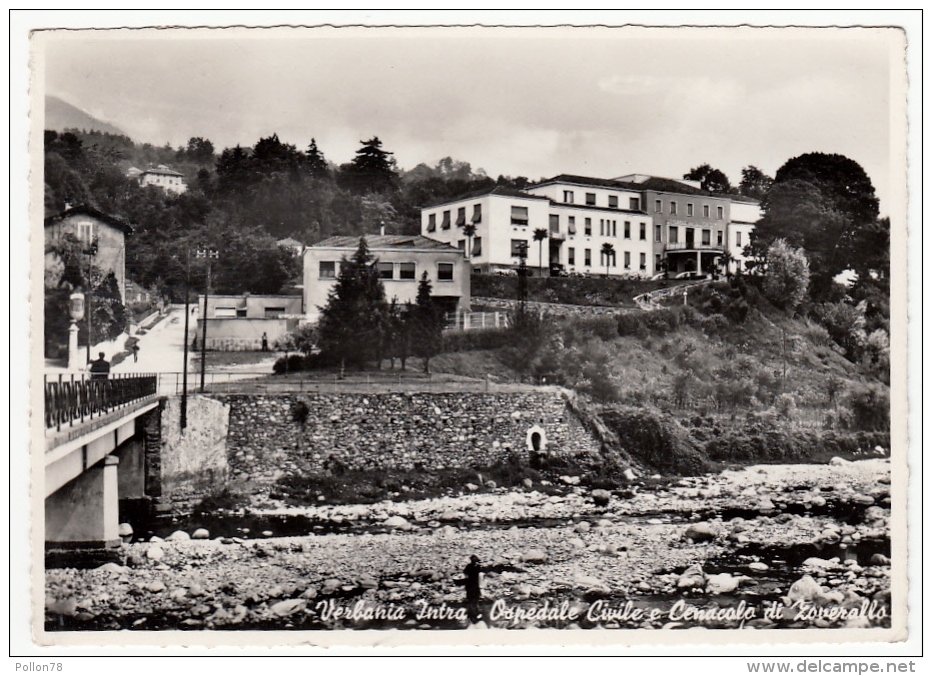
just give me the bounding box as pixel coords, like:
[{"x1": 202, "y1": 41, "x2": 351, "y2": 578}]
[
  {"x1": 273, "y1": 354, "x2": 307, "y2": 374},
  {"x1": 442, "y1": 328, "x2": 513, "y2": 352},
  {"x1": 846, "y1": 385, "x2": 889, "y2": 431},
  {"x1": 601, "y1": 406, "x2": 709, "y2": 475}
]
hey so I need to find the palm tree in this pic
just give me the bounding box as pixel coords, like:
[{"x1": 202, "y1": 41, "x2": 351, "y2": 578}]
[
  {"x1": 601, "y1": 242, "x2": 615, "y2": 278},
  {"x1": 463, "y1": 222, "x2": 477, "y2": 261},
  {"x1": 533, "y1": 228, "x2": 548, "y2": 277}
]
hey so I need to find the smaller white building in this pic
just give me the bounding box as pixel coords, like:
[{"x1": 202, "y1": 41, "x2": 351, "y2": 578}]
[
  {"x1": 727, "y1": 198, "x2": 762, "y2": 272},
  {"x1": 131, "y1": 164, "x2": 187, "y2": 194},
  {"x1": 303, "y1": 235, "x2": 471, "y2": 324}
]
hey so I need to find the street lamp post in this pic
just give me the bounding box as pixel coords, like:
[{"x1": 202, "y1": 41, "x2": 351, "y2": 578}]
[
  {"x1": 67, "y1": 292, "x2": 85, "y2": 371},
  {"x1": 196, "y1": 248, "x2": 219, "y2": 393},
  {"x1": 181, "y1": 249, "x2": 191, "y2": 431},
  {"x1": 83, "y1": 242, "x2": 98, "y2": 364}
]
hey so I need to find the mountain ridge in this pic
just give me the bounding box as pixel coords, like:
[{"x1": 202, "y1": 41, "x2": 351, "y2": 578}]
[{"x1": 45, "y1": 95, "x2": 125, "y2": 136}]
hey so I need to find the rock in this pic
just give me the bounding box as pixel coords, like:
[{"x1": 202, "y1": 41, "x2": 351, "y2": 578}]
[
  {"x1": 357, "y1": 575, "x2": 379, "y2": 590},
  {"x1": 118, "y1": 523, "x2": 134, "y2": 539},
  {"x1": 465, "y1": 483, "x2": 479, "y2": 492},
  {"x1": 757, "y1": 497, "x2": 776, "y2": 511},
  {"x1": 521, "y1": 549, "x2": 548, "y2": 564},
  {"x1": 485, "y1": 480, "x2": 497, "y2": 489},
  {"x1": 192, "y1": 528, "x2": 210, "y2": 540},
  {"x1": 300, "y1": 586, "x2": 319, "y2": 599},
  {"x1": 803, "y1": 557, "x2": 841, "y2": 571},
  {"x1": 829, "y1": 457, "x2": 851, "y2": 466},
  {"x1": 870, "y1": 553, "x2": 891, "y2": 566},
  {"x1": 270, "y1": 599, "x2": 307, "y2": 617},
  {"x1": 96, "y1": 562, "x2": 129, "y2": 575},
  {"x1": 590, "y1": 489, "x2": 612, "y2": 507},
  {"x1": 851, "y1": 494, "x2": 875, "y2": 506},
  {"x1": 706, "y1": 573, "x2": 746, "y2": 595},
  {"x1": 568, "y1": 538, "x2": 586, "y2": 549},
  {"x1": 560, "y1": 475, "x2": 580, "y2": 486},
  {"x1": 574, "y1": 521, "x2": 591, "y2": 534},
  {"x1": 748, "y1": 562, "x2": 769, "y2": 572},
  {"x1": 787, "y1": 575, "x2": 823, "y2": 603},
  {"x1": 573, "y1": 573, "x2": 610, "y2": 593},
  {"x1": 146, "y1": 580, "x2": 166, "y2": 593},
  {"x1": 187, "y1": 582, "x2": 206, "y2": 597},
  {"x1": 844, "y1": 615, "x2": 872, "y2": 629},
  {"x1": 522, "y1": 478, "x2": 533, "y2": 489},
  {"x1": 322, "y1": 578, "x2": 342, "y2": 593},
  {"x1": 676, "y1": 565, "x2": 706, "y2": 589},
  {"x1": 623, "y1": 468, "x2": 637, "y2": 482},
  {"x1": 166, "y1": 530, "x2": 190, "y2": 542},
  {"x1": 684, "y1": 522, "x2": 719, "y2": 543},
  {"x1": 46, "y1": 597, "x2": 78, "y2": 616},
  {"x1": 384, "y1": 515, "x2": 410, "y2": 529},
  {"x1": 146, "y1": 545, "x2": 165, "y2": 561},
  {"x1": 261, "y1": 530, "x2": 274, "y2": 537}
]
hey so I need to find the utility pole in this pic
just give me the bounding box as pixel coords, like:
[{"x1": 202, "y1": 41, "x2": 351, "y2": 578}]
[
  {"x1": 181, "y1": 249, "x2": 191, "y2": 431},
  {"x1": 197, "y1": 248, "x2": 219, "y2": 392}
]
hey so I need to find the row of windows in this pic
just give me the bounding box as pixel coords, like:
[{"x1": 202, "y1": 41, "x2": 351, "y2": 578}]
[
  {"x1": 550, "y1": 214, "x2": 649, "y2": 239},
  {"x1": 666, "y1": 226, "x2": 726, "y2": 247},
  {"x1": 319, "y1": 261, "x2": 456, "y2": 281},
  {"x1": 654, "y1": 199, "x2": 724, "y2": 219},
  {"x1": 563, "y1": 190, "x2": 640, "y2": 211},
  {"x1": 426, "y1": 204, "x2": 483, "y2": 232},
  {"x1": 566, "y1": 247, "x2": 647, "y2": 270}
]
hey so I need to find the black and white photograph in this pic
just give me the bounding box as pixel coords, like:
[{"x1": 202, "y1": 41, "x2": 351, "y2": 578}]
[{"x1": 15, "y1": 11, "x2": 919, "y2": 661}]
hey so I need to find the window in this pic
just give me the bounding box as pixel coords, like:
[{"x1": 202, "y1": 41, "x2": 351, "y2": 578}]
[
  {"x1": 639, "y1": 253, "x2": 647, "y2": 271},
  {"x1": 702, "y1": 230, "x2": 711, "y2": 246},
  {"x1": 687, "y1": 203, "x2": 694, "y2": 217},
  {"x1": 442, "y1": 210, "x2": 451, "y2": 229},
  {"x1": 563, "y1": 190, "x2": 574, "y2": 204},
  {"x1": 457, "y1": 240, "x2": 466, "y2": 251},
  {"x1": 655, "y1": 224, "x2": 662, "y2": 242},
  {"x1": 654, "y1": 199, "x2": 662, "y2": 213},
  {"x1": 427, "y1": 214, "x2": 436, "y2": 232},
  {"x1": 456, "y1": 207, "x2": 466, "y2": 227},
  {"x1": 377, "y1": 262, "x2": 394, "y2": 279},
  {"x1": 511, "y1": 239, "x2": 528, "y2": 257},
  {"x1": 602, "y1": 249, "x2": 616, "y2": 268},
  {"x1": 585, "y1": 192, "x2": 596, "y2": 206},
  {"x1": 630, "y1": 197, "x2": 640, "y2": 211},
  {"x1": 584, "y1": 249, "x2": 592, "y2": 266},
  {"x1": 639, "y1": 222, "x2": 647, "y2": 240},
  {"x1": 511, "y1": 206, "x2": 529, "y2": 226},
  {"x1": 76, "y1": 220, "x2": 94, "y2": 245},
  {"x1": 611, "y1": 221, "x2": 617, "y2": 237},
  {"x1": 624, "y1": 221, "x2": 631, "y2": 239},
  {"x1": 717, "y1": 230, "x2": 724, "y2": 246},
  {"x1": 608, "y1": 195, "x2": 619, "y2": 208},
  {"x1": 437, "y1": 263, "x2": 454, "y2": 281},
  {"x1": 215, "y1": 306, "x2": 237, "y2": 318},
  {"x1": 703, "y1": 205, "x2": 710, "y2": 218},
  {"x1": 599, "y1": 219, "x2": 604, "y2": 237},
  {"x1": 736, "y1": 232, "x2": 742, "y2": 246},
  {"x1": 670, "y1": 201, "x2": 677, "y2": 215},
  {"x1": 319, "y1": 261, "x2": 337, "y2": 278},
  {"x1": 567, "y1": 216, "x2": 576, "y2": 235},
  {"x1": 472, "y1": 204, "x2": 482, "y2": 223},
  {"x1": 472, "y1": 237, "x2": 482, "y2": 256},
  {"x1": 264, "y1": 307, "x2": 286, "y2": 318},
  {"x1": 669, "y1": 226, "x2": 679, "y2": 244},
  {"x1": 624, "y1": 251, "x2": 631, "y2": 269},
  {"x1": 399, "y1": 262, "x2": 416, "y2": 279},
  {"x1": 549, "y1": 214, "x2": 559, "y2": 233},
  {"x1": 568, "y1": 247, "x2": 575, "y2": 265},
  {"x1": 584, "y1": 218, "x2": 592, "y2": 236},
  {"x1": 717, "y1": 206, "x2": 724, "y2": 219},
  {"x1": 655, "y1": 254, "x2": 662, "y2": 269}
]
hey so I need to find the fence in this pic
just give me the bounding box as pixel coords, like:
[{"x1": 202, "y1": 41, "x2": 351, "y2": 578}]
[
  {"x1": 444, "y1": 311, "x2": 509, "y2": 331},
  {"x1": 44, "y1": 372, "x2": 158, "y2": 431}
]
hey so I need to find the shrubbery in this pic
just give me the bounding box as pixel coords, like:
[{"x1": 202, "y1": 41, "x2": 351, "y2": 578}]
[
  {"x1": 441, "y1": 328, "x2": 513, "y2": 353},
  {"x1": 600, "y1": 406, "x2": 710, "y2": 475}
]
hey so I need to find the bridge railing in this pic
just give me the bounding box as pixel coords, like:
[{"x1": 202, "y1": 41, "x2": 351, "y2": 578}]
[{"x1": 45, "y1": 373, "x2": 158, "y2": 431}]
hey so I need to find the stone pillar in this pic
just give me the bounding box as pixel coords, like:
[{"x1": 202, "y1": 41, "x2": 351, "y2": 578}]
[
  {"x1": 696, "y1": 251, "x2": 702, "y2": 275},
  {"x1": 46, "y1": 455, "x2": 121, "y2": 548},
  {"x1": 67, "y1": 322, "x2": 81, "y2": 371}
]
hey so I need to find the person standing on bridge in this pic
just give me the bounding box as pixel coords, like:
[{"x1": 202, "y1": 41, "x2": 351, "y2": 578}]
[
  {"x1": 88, "y1": 352, "x2": 110, "y2": 381},
  {"x1": 131, "y1": 342, "x2": 140, "y2": 363}
]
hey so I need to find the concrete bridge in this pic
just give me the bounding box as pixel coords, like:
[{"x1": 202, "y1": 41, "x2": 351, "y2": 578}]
[{"x1": 44, "y1": 372, "x2": 232, "y2": 552}]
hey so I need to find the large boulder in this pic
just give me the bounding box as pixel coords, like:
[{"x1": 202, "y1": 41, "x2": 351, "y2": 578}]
[
  {"x1": 684, "y1": 522, "x2": 719, "y2": 543},
  {"x1": 590, "y1": 489, "x2": 612, "y2": 507}
]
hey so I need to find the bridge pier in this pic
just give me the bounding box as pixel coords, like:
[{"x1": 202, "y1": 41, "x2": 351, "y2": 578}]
[{"x1": 46, "y1": 454, "x2": 121, "y2": 548}]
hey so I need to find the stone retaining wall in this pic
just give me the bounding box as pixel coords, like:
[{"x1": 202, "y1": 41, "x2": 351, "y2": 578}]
[
  {"x1": 215, "y1": 392, "x2": 602, "y2": 483},
  {"x1": 471, "y1": 296, "x2": 635, "y2": 317}
]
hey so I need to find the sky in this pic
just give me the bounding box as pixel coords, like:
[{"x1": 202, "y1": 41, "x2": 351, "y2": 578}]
[{"x1": 37, "y1": 24, "x2": 904, "y2": 214}]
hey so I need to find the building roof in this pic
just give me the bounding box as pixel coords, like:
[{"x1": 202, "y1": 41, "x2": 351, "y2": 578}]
[
  {"x1": 311, "y1": 234, "x2": 464, "y2": 253},
  {"x1": 44, "y1": 204, "x2": 135, "y2": 235},
  {"x1": 277, "y1": 237, "x2": 305, "y2": 248},
  {"x1": 142, "y1": 164, "x2": 185, "y2": 177},
  {"x1": 531, "y1": 174, "x2": 642, "y2": 192},
  {"x1": 423, "y1": 185, "x2": 550, "y2": 209}
]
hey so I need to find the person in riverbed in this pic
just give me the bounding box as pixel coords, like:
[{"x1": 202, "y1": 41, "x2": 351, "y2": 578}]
[{"x1": 463, "y1": 554, "x2": 484, "y2": 623}]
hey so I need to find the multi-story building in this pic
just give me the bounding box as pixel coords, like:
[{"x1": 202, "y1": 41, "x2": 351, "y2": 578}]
[
  {"x1": 44, "y1": 203, "x2": 133, "y2": 302},
  {"x1": 194, "y1": 293, "x2": 304, "y2": 351},
  {"x1": 128, "y1": 164, "x2": 188, "y2": 194},
  {"x1": 303, "y1": 234, "x2": 470, "y2": 323},
  {"x1": 420, "y1": 174, "x2": 760, "y2": 278}
]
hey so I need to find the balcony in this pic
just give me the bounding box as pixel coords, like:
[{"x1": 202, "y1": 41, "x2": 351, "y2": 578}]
[{"x1": 665, "y1": 241, "x2": 724, "y2": 252}]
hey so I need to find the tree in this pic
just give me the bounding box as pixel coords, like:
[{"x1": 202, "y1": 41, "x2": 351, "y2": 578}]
[
  {"x1": 338, "y1": 136, "x2": 398, "y2": 194},
  {"x1": 601, "y1": 242, "x2": 615, "y2": 277},
  {"x1": 739, "y1": 165, "x2": 773, "y2": 201},
  {"x1": 684, "y1": 163, "x2": 732, "y2": 193},
  {"x1": 533, "y1": 227, "x2": 548, "y2": 277},
  {"x1": 315, "y1": 237, "x2": 388, "y2": 373},
  {"x1": 762, "y1": 239, "x2": 810, "y2": 311},
  {"x1": 411, "y1": 273, "x2": 444, "y2": 373},
  {"x1": 185, "y1": 137, "x2": 215, "y2": 163},
  {"x1": 463, "y1": 222, "x2": 477, "y2": 261},
  {"x1": 753, "y1": 153, "x2": 880, "y2": 297},
  {"x1": 305, "y1": 138, "x2": 329, "y2": 180}
]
